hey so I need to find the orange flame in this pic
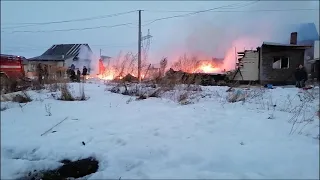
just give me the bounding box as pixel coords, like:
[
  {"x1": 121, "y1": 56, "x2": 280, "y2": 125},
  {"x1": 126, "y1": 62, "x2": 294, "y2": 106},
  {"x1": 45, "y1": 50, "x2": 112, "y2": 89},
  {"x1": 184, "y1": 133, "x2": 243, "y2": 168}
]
[{"x1": 195, "y1": 63, "x2": 221, "y2": 73}]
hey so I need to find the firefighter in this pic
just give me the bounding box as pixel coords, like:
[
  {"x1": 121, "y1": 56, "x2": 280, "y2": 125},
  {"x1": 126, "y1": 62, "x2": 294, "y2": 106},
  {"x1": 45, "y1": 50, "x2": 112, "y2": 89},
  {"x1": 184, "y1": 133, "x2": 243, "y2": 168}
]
[
  {"x1": 70, "y1": 64, "x2": 75, "y2": 71},
  {"x1": 69, "y1": 68, "x2": 76, "y2": 82},
  {"x1": 36, "y1": 63, "x2": 43, "y2": 85},
  {"x1": 76, "y1": 68, "x2": 81, "y2": 82},
  {"x1": 82, "y1": 66, "x2": 88, "y2": 81},
  {"x1": 294, "y1": 64, "x2": 308, "y2": 88}
]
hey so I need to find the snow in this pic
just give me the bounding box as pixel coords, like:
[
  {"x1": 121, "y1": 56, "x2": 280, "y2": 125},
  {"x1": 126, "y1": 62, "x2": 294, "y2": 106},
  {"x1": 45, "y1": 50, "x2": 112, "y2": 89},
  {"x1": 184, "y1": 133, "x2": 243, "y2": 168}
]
[{"x1": 1, "y1": 82, "x2": 319, "y2": 179}]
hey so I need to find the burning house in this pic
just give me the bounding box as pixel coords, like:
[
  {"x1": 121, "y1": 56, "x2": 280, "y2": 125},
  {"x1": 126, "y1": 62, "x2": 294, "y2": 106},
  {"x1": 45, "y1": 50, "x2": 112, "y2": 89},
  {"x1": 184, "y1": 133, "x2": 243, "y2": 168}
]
[{"x1": 233, "y1": 32, "x2": 312, "y2": 85}]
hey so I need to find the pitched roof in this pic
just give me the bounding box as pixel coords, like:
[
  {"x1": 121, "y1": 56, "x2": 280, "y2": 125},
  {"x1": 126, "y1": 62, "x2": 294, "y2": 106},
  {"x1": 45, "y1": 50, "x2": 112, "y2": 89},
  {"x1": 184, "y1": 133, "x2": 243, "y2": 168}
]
[{"x1": 28, "y1": 44, "x2": 92, "y2": 61}]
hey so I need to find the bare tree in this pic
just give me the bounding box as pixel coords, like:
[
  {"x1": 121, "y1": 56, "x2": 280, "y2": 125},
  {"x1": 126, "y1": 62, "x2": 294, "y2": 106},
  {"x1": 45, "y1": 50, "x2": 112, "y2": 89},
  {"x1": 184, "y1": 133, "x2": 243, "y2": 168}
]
[
  {"x1": 159, "y1": 57, "x2": 168, "y2": 77},
  {"x1": 171, "y1": 54, "x2": 200, "y2": 73}
]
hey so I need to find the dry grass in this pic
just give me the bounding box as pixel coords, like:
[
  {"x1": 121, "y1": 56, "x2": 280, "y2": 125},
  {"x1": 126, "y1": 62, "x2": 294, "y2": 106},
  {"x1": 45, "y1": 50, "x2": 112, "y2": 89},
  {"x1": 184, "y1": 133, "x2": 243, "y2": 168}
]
[
  {"x1": 58, "y1": 83, "x2": 75, "y2": 101},
  {"x1": 11, "y1": 91, "x2": 32, "y2": 103},
  {"x1": 171, "y1": 54, "x2": 200, "y2": 73}
]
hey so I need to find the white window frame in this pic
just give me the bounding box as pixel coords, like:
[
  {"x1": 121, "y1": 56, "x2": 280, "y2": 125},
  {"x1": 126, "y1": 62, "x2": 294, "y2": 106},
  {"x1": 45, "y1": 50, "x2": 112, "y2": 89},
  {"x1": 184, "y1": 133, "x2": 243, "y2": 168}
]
[{"x1": 272, "y1": 57, "x2": 290, "y2": 69}]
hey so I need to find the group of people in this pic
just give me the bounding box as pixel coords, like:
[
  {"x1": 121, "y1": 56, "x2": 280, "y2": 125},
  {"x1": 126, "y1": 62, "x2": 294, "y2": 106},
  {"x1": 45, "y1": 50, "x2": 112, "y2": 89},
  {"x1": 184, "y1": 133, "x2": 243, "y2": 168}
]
[{"x1": 67, "y1": 65, "x2": 88, "y2": 82}]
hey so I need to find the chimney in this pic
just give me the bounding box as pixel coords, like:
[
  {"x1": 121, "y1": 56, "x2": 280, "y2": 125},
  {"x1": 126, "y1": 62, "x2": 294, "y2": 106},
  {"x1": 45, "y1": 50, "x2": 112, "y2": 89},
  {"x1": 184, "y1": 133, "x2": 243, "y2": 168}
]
[{"x1": 290, "y1": 32, "x2": 298, "y2": 45}]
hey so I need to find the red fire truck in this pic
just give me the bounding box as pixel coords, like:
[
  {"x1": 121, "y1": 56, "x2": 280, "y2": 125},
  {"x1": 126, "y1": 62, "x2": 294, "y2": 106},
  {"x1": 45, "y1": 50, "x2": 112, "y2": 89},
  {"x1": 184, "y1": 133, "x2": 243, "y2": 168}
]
[{"x1": 0, "y1": 54, "x2": 29, "y2": 93}]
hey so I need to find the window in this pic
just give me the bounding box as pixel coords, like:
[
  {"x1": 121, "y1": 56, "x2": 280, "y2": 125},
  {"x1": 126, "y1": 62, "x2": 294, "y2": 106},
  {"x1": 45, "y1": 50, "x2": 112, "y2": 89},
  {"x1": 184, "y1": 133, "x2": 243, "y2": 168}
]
[
  {"x1": 272, "y1": 57, "x2": 289, "y2": 69},
  {"x1": 28, "y1": 64, "x2": 36, "y2": 72}
]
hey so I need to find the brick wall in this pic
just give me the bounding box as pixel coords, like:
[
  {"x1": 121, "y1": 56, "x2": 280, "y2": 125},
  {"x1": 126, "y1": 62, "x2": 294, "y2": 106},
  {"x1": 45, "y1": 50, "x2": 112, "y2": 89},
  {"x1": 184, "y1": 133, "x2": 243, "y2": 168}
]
[{"x1": 260, "y1": 46, "x2": 305, "y2": 85}]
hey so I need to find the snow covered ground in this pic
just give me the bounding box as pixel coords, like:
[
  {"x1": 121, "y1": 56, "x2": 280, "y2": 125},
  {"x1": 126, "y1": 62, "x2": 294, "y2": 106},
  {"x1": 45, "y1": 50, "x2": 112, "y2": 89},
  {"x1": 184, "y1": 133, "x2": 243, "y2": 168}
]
[{"x1": 1, "y1": 82, "x2": 319, "y2": 179}]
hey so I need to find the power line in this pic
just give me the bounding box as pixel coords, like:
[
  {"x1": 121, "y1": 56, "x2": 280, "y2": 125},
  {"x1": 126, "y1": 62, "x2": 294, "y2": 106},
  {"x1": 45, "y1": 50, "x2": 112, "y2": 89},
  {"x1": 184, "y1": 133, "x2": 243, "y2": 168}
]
[
  {"x1": 141, "y1": 1, "x2": 260, "y2": 26},
  {"x1": 2, "y1": 1, "x2": 317, "y2": 34},
  {"x1": 2, "y1": 43, "x2": 137, "y2": 51},
  {"x1": 2, "y1": 1, "x2": 253, "y2": 33},
  {"x1": 1, "y1": 3, "x2": 248, "y2": 28},
  {"x1": 2, "y1": 22, "x2": 135, "y2": 33},
  {"x1": 1, "y1": 10, "x2": 138, "y2": 29},
  {"x1": 1, "y1": 2, "x2": 253, "y2": 33},
  {"x1": 143, "y1": 8, "x2": 319, "y2": 13}
]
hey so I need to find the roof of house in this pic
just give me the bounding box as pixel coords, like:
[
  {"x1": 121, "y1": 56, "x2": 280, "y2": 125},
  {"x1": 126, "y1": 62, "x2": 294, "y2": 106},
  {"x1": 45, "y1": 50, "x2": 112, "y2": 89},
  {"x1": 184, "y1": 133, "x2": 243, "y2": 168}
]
[
  {"x1": 262, "y1": 42, "x2": 312, "y2": 49},
  {"x1": 28, "y1": 44, "x2": 92, "y2": 61}
]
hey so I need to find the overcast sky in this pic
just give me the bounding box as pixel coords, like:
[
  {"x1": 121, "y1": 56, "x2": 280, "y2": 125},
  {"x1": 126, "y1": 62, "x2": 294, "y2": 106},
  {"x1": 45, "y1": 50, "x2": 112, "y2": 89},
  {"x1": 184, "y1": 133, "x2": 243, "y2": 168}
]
[{"x1": 1, "y1": 1, "x2": 319, "y2": 65}]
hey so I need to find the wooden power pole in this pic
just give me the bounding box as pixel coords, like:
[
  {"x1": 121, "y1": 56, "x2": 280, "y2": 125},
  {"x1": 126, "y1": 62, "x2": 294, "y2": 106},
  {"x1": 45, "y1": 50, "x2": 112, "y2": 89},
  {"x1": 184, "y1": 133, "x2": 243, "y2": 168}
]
[{"x1": 138, "y1": 10, "x2": 142, "y2": 83}]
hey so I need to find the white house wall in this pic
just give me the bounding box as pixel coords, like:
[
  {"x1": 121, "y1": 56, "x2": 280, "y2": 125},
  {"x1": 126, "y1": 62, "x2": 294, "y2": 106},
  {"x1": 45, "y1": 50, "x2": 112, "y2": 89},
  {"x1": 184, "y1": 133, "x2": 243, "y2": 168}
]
[
  {"x1": 64, "y1": 57, "x2": 74, "y2": 68},
  {"x1": 234, "y1": 51, "x2": 259, "y2": 81}
]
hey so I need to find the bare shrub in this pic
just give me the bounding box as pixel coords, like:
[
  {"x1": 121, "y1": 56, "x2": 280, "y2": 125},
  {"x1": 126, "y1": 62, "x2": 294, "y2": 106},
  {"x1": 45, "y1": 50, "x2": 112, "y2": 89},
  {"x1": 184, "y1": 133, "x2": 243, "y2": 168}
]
[
  {"x1": 177, "y1": 92, "x2": 192, "y2": 105},
  {"x1": 48, "y1": 82, "x2": 59, "y2": 92},
  {"x1": 136, "y1": 94, "x2": 147, "y2": 100},
  {"x1": 11, "y1": 91, "x2": 32, "y2": 103},
  {"x1": 45, "y1": 104, "x2": 52, "y2": 116},
  {"x1": 288, "y1": 92, "x2": 317, "y2": 135},
  {"x1": 227, "y1": 89, "x2": 246, "y2": 103},
  {"x1": 171, "y1": 54, "x2": 200, "y2": 73},
  {"x1": 111, "y1": 52, "x2": 138, "y2": 79},
  {"x1": 58, "y1": 83, "x2": 75, "y2": 101},
  {"x1": 159, "y1": 57, "x2": 168, "y2": 77},
  {"x1": 45, "y1": 77, "x2": 67, "y2": 92},
  {"x1": 184, "y1": 84, "x2": 202, "y2": 91},
  {"x1": 30, "y1": 80, "x2": 44, "y2": 91}
]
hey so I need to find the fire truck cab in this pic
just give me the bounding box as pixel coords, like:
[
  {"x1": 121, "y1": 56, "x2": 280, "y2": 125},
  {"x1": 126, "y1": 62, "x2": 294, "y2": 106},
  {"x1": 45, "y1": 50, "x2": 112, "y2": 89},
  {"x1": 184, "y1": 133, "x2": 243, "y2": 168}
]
[{"x1": 0, "y1": 54, "x2": 27, "y2": 93}]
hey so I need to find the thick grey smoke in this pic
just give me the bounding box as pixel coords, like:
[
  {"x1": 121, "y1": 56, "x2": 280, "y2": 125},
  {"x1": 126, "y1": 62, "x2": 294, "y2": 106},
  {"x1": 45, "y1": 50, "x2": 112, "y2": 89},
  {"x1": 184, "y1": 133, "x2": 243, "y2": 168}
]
[
  {"x1": 162, "y1": 1, "x2": 319, "y2": 70},
  {"x1": 77, "y1": 45, "x2": 99, "y2": 74}
]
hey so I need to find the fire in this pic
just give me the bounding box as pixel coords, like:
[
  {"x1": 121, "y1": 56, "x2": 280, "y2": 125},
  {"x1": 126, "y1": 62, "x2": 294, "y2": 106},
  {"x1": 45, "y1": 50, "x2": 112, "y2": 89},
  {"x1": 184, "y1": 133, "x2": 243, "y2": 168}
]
[
  {"x1": 97, "y1": 74, "x2": 114, "y2": 80},
  {"x1": 196, "y1": 63, "x2": 220, "y2": 73}
]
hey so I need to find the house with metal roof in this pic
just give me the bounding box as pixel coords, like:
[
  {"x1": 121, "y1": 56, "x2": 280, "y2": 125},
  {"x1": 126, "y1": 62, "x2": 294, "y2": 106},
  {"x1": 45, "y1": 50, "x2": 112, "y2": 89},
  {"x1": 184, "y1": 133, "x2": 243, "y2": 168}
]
[{"x1": 26, "y1": 44, "x2": 93, "y2": 77}]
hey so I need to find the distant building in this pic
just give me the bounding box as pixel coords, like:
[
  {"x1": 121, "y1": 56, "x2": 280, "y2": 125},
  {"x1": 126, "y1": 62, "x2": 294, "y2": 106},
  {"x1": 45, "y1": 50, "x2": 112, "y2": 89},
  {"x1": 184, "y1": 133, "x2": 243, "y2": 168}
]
[{"x1": 27, "y1": 44, "x2": 93, "y2": 77}]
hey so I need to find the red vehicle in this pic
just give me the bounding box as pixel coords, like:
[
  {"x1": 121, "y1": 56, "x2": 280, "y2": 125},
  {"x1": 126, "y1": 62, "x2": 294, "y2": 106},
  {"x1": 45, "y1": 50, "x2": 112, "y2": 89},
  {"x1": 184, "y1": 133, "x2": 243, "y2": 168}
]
[{"x1": 0, "y1": 54, "x2": 29, "y2": 93}]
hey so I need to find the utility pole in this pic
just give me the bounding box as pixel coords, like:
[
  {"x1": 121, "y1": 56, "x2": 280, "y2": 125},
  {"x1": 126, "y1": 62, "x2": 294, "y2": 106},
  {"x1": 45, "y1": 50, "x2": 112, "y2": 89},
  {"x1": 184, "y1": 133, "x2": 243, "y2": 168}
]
[
  {"x1": 100, "y1": 49, "x2": 102, "y2": 57},
  {"x1": 137, "y1": 10, "x2": 142, "y2": 83}
]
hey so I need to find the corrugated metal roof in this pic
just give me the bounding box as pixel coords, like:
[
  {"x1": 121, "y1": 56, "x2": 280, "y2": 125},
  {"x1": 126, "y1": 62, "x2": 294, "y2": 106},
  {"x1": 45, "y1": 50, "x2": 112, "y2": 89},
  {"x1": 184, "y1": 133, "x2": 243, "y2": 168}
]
[
  {"x1": 28, "y1": 44, "x2": 92, "y2": 61},
  {"x1": 28, "y1": 55, "x2": 66, "y2": 61}
]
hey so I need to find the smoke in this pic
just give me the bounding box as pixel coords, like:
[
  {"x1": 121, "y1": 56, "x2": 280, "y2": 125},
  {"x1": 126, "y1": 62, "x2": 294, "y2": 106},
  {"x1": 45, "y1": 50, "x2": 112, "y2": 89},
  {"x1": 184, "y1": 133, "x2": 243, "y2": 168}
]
[
  {"x1": 160, "y1": 1, "x2": 319, "y2": 71},
  {"x1": 77, "y1": 45, "x2": 99, "y2": 74}
]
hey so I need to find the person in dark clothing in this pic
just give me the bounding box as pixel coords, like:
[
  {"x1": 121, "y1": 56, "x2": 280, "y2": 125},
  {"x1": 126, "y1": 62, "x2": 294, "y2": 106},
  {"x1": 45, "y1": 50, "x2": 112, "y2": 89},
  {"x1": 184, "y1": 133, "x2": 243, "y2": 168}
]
[
  {"x1": 76, "y1": 69, "x2": 81, "y2": 82},
  {"x1": 82, "y1": 66, "x2": 88, "y2": 76},
  {"x1": 82, "y1": 66, "x2": 88, "y2": 82},
  {"x1": 69, "y1": 69, "x2": 76, "y2": 82},
  {"x1": 70, "y1": 64, "x2": 75, "y2": 71},
  {"x1": 294, "y1": 64, "x2": 308, "y2": 88}
]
